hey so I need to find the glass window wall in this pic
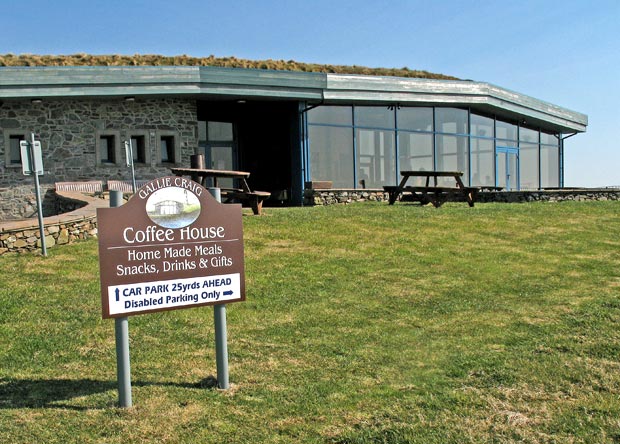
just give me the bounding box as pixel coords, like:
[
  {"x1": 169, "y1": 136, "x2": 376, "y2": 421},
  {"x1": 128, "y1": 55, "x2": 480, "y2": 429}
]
[
  {"x1": 308, "y1": 106, "x2": 352, "y2": 126},
  {"x1": 540, "y1": 131, "x2": 559, "y2": 146},
  {"x1": 471, "y1": 113, "x2": 494, "y2": 138},
  {"x1": 355, "y1": 106, "x2": 394, "y2": 129},
  {"x1": 496, "y1": 119, "x2": 518, "y2": 141},
  {"x1": 398, "y1": 132, "x2": 433, "y2": 172},
  {"x1": 435, "y1": 134, "x2": 468, "y2": 185},
  {"x1": 520, "y1": 143, "x2": 539, "y2": 189},
  {"x1": 306, "y1": 105, "x2": 563, "y2": 191},
  {"x1": 397, "y1": 107, "x2": 433, "y2": 132},
  {"x1": 356, "y1": 129, "x2": 396, "y2": 187},
  {"x1": 435, "y1": 108, "x2": 468, "y2": 134},
  {"x1": 519, "y1": 127, "x2": 539, "y2": 143},
  {"x1": 470, "y1": 138, "x2": 494, "y2": 187},
  {"x1": 309, "y1": 125, "x2": 354, "y2": 188},
  {"x1": 541, "y1": 145, "x2": 559, "y2": 188}
]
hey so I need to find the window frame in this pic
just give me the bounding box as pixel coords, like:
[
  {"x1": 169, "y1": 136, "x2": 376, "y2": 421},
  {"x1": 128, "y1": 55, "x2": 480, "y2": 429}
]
[
  {"x1": 95, "y1": 130, "x2": 122, "y2": 166},
  {"x1": 156, "y1": 130, "x2": 181, "y2": 165},
  {"x1": 3, "y1": 130, "x2": 30, "y2": 169},
  {"x1": 125, "y1": 130, "x2": 151, "y2": 167}
]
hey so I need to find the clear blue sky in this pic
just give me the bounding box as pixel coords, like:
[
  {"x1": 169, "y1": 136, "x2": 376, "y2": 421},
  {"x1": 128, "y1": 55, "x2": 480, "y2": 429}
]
[{"x1": 2, "y1": 0, "x2": 618, "y2": 187}]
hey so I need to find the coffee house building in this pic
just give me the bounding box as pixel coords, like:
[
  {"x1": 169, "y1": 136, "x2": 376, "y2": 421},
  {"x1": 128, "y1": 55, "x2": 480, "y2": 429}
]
[{"x1": 0, "y1": 65, "x2": 587, "y2": 219}]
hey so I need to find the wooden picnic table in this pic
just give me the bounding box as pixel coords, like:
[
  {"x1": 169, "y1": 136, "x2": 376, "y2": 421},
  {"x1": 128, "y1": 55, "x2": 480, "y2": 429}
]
[
  {"x1": 383, "y1": 170, "x2": 478, "y2": 207},
  {"x1": 170, "y1": 167, "x2": 270, "y2": 215}
]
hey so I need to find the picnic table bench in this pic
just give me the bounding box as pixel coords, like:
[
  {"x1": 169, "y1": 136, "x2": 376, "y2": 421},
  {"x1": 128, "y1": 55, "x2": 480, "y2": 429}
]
[
  {"x1": 384, "y1": 171, "x2": 478, "y2": 207},
  {"x1": 170, "y1": 167, "x2": 270, "y2": 215}
]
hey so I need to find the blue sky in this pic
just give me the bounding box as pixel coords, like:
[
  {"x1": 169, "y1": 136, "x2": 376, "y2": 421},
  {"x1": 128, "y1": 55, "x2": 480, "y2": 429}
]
[{"x1": 2, "y1": 0, "x2": 618, "y2": 187}]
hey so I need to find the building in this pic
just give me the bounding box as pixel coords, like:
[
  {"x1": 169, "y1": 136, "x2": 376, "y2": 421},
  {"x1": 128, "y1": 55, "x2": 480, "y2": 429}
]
[{"x1": 0, "y1": 65, "x2": 587, "y2": 220}]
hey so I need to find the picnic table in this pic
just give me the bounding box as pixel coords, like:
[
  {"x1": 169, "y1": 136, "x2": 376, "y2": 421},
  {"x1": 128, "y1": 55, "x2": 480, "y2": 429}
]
[
  {"x1": 170, "y1": 167, "x2": 270, "y2": 215},
  {"x1": 383, "y1": 171, "x2": 478, "y2": 207}
]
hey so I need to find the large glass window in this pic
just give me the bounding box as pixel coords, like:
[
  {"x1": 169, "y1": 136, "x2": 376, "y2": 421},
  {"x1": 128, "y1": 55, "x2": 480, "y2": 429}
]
[
  {"x1": 470, "y1": 138, "x2": 494, "y2": 187},
  {"x1": 435, "y1": 108, "x2": 468, "y2": 134},
  {"x1": 397, "y1": 107, "x2": 433, "y2": 132},
  {"x1": 435, "y1": 134, "x2": 469, "y2": 184},
  {"x1": 207, "y1": 121, "x2": 234, "y2": 141},
  {"x1": 496, "y1": 119, "x2": 518, "y2": 141},
  {"x1": 470, "y1": 113, "x2": 494, "y2": 138},
  {"x1": 520, "y1": 143, "x2": 539, "y2": 189},
  {"x1": 540, "y1": 131, "x2": 558, "y2": 146},
  {"x1": 398, "y1": 132, "x2": 433, "y2": 172},
  {"x1": 308, "y1": 106, "x2": 352, "y2": 126},
  {"x1": 355, "y1": 106, "x2": 394, "y2": 129},
  {"x1": 356, "y1": 129, "x2": 395, "y2": 187},
  {"x1": 306, "y1": 105, "x2": 563, "y2": 191},
  {"x1": 309, "y1": 125, "x2": 354, "y2": 188},
  {"x1": 519, "y1": 127, "x2": 539, "y2": 143},
  {"x1": 541, "y1": 145, "x2": 559, "y2": 188}
]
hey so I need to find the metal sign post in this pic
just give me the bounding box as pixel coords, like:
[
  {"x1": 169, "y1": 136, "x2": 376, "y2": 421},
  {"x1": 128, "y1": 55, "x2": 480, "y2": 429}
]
[
  {"x1": 110, "y1": 190, "x2": 132, "y2": 408},
  {"x1": 124, "y1": 140, "x2": 137, "y2": 193},
  {"x1": 20, "y1": 133, "x2": 46, "y2": 256}
]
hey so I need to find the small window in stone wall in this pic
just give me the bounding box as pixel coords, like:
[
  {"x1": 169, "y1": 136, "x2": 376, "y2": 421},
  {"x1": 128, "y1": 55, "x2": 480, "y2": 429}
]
[
  {"x1": 3, "y1": 131, "x2": 28, "y2": 168},
  {"x1": 127, "y1": 132, "x2": 149, "y2": 165},
  {"x1": 96, "y1": 131, "x2": 121, "y2": 166},
  {"x1": 100, "y1": 136, "x2": 116, "y2": 163},
  {"x1": 156, "y1": 131, "x2": 180, "y2": 165},
  {"x1": 9, "y1": 135, "x2": 24, "y2": 165},
  {"x1": 161, "y1": 136, "x2": 174, "y2": 163}
]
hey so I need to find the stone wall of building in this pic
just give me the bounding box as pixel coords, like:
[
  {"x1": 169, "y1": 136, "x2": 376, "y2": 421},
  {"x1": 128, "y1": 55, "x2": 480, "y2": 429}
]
[{"x1": 0, "y1": 98, "x2": 198, "y2": 220}]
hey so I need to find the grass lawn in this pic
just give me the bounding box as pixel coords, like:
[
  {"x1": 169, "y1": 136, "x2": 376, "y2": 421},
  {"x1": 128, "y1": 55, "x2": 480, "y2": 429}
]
[{"x1": 1, "y1": 201, "x2": 619, "y2": 443}]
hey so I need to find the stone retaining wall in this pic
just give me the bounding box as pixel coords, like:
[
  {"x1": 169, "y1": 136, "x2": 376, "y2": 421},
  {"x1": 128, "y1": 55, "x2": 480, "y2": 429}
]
[
  {"x1": 304, "y1": 189, "x2": 389, "y2": 206},
  {"x1": 0, "y1": 191, "x2": 107, "y2": 255},
  {"x1": 306, "y1": 188, "x2": 620, "y2": 206},
  {"x1": 476, "y1": 189, "x2": 620, "y2": 203}
]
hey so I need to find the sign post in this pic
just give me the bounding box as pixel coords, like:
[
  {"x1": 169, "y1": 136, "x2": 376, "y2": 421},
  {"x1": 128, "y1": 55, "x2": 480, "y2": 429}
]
[
  {"x1": 109, "y1": 190, "x2": 132, "y2": 407},
  {"x1": 208, "y1": 187, "x2": 229, "y2": 389},
  {"x1": 98, "y1": 177, "x2": 245, "y2": 403},
  {"x1": 124, "y1": 140, "x2": 137, "y2": 193},
  {"x1": 20, "y1": 133, "x2": 46, "y2": 256}
]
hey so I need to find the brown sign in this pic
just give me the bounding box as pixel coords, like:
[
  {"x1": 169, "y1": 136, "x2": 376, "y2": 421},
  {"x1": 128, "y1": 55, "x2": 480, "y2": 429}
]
[{"x1": 98, "y1": 176, "x2": 245, "y2": 319}]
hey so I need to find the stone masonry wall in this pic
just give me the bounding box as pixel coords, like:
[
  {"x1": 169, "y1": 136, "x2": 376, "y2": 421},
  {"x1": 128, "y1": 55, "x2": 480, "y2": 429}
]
[
  {"x1": 306, "y1": 188, "x2": 620, "y2": 206},
  {"x1": 0, "y1": 191, "x2": 105, "y2": 255},
  {"x1": 0, "y1": 98, "x2": 198, "y2": 220}
]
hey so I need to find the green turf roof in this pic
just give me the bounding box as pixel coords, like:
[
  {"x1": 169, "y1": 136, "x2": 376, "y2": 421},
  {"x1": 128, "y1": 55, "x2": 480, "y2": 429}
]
[{"x1": 0, "y1": 53, "x2": 458, "y2": 81}]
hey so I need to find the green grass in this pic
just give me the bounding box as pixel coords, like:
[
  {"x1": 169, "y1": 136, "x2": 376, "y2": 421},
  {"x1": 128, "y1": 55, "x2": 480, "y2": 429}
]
[{"x1": 1, "y1": 201, "x2": 619, "y2": 443}]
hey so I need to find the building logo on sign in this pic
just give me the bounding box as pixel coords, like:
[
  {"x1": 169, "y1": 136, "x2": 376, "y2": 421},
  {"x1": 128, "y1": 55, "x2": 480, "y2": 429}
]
[{"x1": 98, "y1": 176, "x2": 245, "y2": 318}]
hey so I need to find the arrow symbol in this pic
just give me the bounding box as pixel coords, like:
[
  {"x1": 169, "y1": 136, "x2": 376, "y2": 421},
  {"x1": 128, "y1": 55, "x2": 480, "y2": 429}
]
[
  {"x1": 223, "y1": 290, "x2": 233, "y2": 296},
  {"x1": 115, "y1": 288, "x2": 120, "y2": 302}
]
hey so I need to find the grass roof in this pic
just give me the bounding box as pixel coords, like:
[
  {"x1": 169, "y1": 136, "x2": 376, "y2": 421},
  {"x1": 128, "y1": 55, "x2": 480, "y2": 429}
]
[{"x1": 0, "y1": 53, "x2": 458, "y2": 80}]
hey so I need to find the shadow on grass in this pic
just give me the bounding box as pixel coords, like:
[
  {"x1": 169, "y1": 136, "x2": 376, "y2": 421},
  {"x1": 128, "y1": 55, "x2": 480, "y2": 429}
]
[{"x1": 0, "y1": 376, "x2": 219, "y2": 410}]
